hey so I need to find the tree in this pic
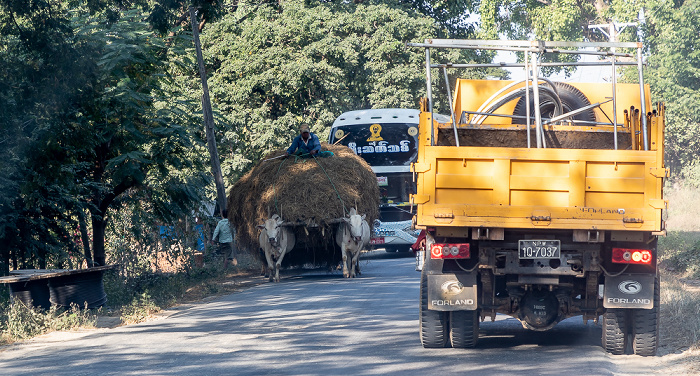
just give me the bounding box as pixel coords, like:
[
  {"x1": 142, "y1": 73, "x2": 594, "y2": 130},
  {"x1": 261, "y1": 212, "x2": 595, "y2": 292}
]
[
  {"x1": 306, "y1": 0, "x2": 479, "y2": 38},
  {"x1": 202, "y1": 0, "x2": 486, "y2": 182},
  {"x1": 0, "y1": 0, "x2": 92, "y2": 271},
  {"x1": 0, "y1": 2, "x2": 213, "y2": 270},
  {"x1": 641, "y1": 0, "x2": 700, "y2": 179}
]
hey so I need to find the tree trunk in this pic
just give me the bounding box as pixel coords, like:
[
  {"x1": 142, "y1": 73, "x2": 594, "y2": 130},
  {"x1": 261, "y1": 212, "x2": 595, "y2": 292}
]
[
  {"x1": 190, "y1": 7, "x2": 227, "y2": 216},
  {"x1": 0, "y1": 248, "x2": 9, "y2": 276},
  {"x1": 92, "y1": 212, "x2": 107, "y2": 266},
  {"x1": 78, "y1": 209, "x2": 94, "y2": 268}
]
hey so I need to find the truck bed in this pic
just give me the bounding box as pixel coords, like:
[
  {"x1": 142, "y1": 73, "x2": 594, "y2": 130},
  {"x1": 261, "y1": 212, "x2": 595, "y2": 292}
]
[{"x1": 413, "y1": 115, "x2": 666, "y2": 233}]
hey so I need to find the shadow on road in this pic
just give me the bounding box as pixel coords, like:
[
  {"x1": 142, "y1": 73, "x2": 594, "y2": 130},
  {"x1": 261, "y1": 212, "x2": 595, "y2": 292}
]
[{"x1": 361, "y1": 249, "x2": 415, "y2": 260}]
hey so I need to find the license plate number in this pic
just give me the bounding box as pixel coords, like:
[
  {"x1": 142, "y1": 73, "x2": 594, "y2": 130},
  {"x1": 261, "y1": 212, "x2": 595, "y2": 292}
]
[
  {"x1": 370, "y1": 237, "x2": 385, "y2": 245},
  {"x1": 518, "y1": 240, "x2": 560, "y2": 259}
]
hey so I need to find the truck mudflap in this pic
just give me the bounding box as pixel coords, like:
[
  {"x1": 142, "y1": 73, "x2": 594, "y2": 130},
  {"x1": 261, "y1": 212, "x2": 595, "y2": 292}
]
[
  {"x1": 427, "y1": 273, "x2": 478, "y2": 311},
  {"x1": 603, "y1": 273, "x2": 655, "y2": 309}
]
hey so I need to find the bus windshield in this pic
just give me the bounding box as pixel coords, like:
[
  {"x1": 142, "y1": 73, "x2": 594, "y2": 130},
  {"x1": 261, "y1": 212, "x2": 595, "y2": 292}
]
[{"x1": 329, "y1": 122, "x2": 419, "y2": 169}]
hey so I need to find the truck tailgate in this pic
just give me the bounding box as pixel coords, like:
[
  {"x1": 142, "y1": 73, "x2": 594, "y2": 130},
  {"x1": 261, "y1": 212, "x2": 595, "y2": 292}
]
[{"x1": 413, "y1": 146, "x2": 665, "y2": 231}]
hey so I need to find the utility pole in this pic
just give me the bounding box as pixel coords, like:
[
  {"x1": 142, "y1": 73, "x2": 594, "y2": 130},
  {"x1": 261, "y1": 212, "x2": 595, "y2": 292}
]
[
  {"x1": 588, "y1": 22, "x2": 637, "y2": 44},
  {"x1": 190, "y1": 7, "x2": 227, "y2": 217}
]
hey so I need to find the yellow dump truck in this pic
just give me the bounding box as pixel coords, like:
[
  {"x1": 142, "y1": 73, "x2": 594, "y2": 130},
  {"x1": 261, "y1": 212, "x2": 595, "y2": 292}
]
[{"x1": 407, "y1": 40, "x2": 666, "y2": 356}]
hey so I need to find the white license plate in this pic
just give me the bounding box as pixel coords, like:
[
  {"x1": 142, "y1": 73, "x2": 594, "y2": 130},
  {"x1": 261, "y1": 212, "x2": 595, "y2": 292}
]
[{"x1": 518, "y1": 240, "x2": 561, "y2": 259}]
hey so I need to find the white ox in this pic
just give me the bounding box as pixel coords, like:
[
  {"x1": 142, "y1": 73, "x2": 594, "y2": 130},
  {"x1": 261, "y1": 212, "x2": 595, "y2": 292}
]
[
  {"x1": 335, "y1": 208, "x2": 370, "y2": 278},
  {"x1": 257, "y1": 215, "x2": 296, "y2": 282}
]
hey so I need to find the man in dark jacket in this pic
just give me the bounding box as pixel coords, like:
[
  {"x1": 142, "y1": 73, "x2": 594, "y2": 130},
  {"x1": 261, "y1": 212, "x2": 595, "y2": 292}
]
[{"x1": 285, "y1": 123, "x2": 321, "y2": 157}]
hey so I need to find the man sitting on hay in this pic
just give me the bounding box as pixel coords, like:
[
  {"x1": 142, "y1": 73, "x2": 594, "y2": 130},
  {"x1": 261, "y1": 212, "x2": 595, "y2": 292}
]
[{"x1": 285, "y1": 123, "x2": 321, "y2": 158}]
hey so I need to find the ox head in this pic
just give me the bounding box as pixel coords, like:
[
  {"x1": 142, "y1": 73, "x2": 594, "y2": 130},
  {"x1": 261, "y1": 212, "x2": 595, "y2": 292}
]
[
  {"x1": 343, "y1": 208, "x2": 367, "y2": 243},
  {"x1": 257, "y1": 214, "x2": 284, "y2": 247}
]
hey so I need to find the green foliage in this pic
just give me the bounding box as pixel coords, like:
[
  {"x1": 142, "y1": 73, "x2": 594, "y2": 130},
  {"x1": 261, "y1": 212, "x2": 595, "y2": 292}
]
[
  {"x1": 479, "y1": 0, "x2": 597, "y2": 41},
  {"x1": 0, "y1": 2, "x2": 212, "y2": 268},
  {"x1": 680, "y1": 161, "x2": 700, "y2": 188},
  {"x1": 306, "y1": 0, "x2": 479, "y2": 38},
  {"x1": 0, "y1": 301, "x2": 97, "y2": 341},
  {"x1": 4, "y1": 301, "x2": 48, "y2": 340},
  {"x1": 202, "y1": 0, "x2": 485, "y2": 181},
  {"x1": 119, "y1": 292, "x2": 160, "y2": 324},
  {"x1": 659, "y1": 231, "x2": 700, "y2": 278},
  {"x1": 0, "y1": 0, "x2": 90, "y2": 270},
  {"x1": 643, "y1": 0, "x2": 700, "y2": 177}
]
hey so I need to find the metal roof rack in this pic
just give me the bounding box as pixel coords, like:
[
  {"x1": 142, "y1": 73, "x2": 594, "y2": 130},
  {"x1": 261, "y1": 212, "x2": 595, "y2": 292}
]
[{"x1": 406, "y1": 39, "x2": 648, "y2": 150}]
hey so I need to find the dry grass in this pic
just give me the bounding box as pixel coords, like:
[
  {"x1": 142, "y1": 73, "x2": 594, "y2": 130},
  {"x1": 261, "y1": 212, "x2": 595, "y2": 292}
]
[
  {"x1": 657, "y1": 182, "x2": 700, "y2": 356},
  {"x1": 660, "y1": 272, "x2": 700, "y2": 352},
  {"x1": 664, "y1": 183, "x2": 700, "y2": 232}
]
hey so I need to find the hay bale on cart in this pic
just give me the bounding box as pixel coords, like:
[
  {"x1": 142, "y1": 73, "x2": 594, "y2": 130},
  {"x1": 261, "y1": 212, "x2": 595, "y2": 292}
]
[{"x1": 228, "y1": 143, "x2": 380, "y2": 268}]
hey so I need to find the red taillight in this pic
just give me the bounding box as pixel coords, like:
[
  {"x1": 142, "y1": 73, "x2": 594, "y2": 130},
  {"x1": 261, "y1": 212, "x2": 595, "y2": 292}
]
[
  {"x1": 612, "y1": 248, "x2": 653, "y2": 265},
  {"x1": 430, "y1": 243, "x2": 470, "y2": 259}
]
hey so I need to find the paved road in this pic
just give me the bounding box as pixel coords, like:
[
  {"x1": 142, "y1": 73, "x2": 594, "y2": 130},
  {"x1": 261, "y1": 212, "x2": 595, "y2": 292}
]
[{"x1": 0, "y1": 252, "x2": 661, "y2": 375}]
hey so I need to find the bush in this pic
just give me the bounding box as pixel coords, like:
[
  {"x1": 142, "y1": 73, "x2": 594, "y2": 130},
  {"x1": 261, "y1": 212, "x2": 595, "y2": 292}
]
[
  {"x1": 659, "y1": 232, "x2": 700, "y2": 278},
  {"x1": 4, "y1": 301, "x2": 47, "y2": 340},
  {"x1": 120, "y1": 292, "x2": 160, "y2": 325},
  {"x1": 0, "y1": 301, "x2": 97, "y2": 341}
]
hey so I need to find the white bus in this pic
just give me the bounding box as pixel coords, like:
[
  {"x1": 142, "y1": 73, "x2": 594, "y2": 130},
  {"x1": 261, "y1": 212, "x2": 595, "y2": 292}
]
[{"x1": 329, "y1": 109, "x2": 421, "y2": 252}]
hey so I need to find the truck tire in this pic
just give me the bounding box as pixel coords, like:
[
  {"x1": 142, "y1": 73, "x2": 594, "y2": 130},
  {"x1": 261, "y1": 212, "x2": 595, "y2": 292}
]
[
  {"x1": 512, "y1": 82, "x2": 596, "y2": 125},
  {"x1": 632, "y1": 276, "x2": 660, "y2": 356},
  {"x1": 420, "y1": 271, "x2": 448, "y2": 348},
  {"x1": 449, "y1": 310, "x2": 479, "y2": 348},
  {"x1": 602, "y1": 308, "x2": 629, "y2": 355}
]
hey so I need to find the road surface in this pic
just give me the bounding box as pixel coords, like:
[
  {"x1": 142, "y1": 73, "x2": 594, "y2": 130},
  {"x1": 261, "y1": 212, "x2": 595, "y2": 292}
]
[{"x1": 0, "y1": 252, "x2": 663, "y2": 375}]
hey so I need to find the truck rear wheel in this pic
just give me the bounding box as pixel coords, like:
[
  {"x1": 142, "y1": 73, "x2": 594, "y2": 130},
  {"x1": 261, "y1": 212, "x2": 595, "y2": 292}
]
[
  {"x1": 632, "y1": 276, "x2": 660, "y2": 356},
  {"x1": 602, "y1": 309, "x2": 629, "y2": 355},
  {"x1": 449, "y1": 310, "x2": 479, "y2": 348},
  {"x1": 420, "y1": 271, "x2": 448, "y2": 348}
]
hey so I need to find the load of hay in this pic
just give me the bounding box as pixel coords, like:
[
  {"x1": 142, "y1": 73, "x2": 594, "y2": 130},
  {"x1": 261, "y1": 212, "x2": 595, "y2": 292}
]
[{"x1": 228, "y1": 143, "x2": 380, "y2": 267}]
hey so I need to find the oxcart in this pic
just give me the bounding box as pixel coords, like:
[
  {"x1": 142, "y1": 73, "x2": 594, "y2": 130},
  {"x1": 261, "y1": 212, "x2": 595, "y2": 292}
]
[{"x1": 228, "y1": 144, "x2": 379, "y2": 276}]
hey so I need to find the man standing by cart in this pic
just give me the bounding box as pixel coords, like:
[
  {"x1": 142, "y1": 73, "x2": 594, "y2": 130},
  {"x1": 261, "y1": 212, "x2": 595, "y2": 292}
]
[{"x1": 212, "y1": 209, "x2": 236, "y2": 268}]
